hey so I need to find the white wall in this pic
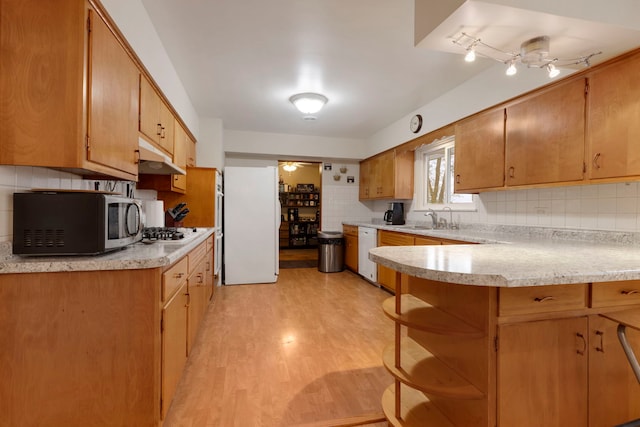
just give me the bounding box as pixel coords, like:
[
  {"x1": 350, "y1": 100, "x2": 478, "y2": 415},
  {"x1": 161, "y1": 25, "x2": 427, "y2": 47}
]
[
  {"x1": 100, "y1": 0, "x2": 200, "y2": 139},
  {"x1": 224, "y1": 130, "x2": 365, "y2": 161},
  {"x1": 320, "y1": 162, "x2": 372, "y2": 231},
  {"x1": 365, "y1": 64, "x2": 556, "y2": 157},
  {"x1": 197, "y1": 118, "x2": 224, "y2": 169}
]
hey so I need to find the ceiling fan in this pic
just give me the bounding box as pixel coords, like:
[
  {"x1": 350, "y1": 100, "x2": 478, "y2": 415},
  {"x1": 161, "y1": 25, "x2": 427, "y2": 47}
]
[{"x1": 279, "y1": 161, "x2": 313, "y2": 172}]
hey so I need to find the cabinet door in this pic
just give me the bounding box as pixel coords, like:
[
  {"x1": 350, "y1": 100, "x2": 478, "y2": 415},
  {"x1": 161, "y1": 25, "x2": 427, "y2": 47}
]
[
  {"x1": 159, "y1": 101, "x2": 175, "y2": 155},
  {"x1": 87, "y1": 10, "x2": 139, "y2": 177},
  {"x1": 498, "y1": 317, "x2": 588, "y2": 427},
  {"x1": 359, "y1": 160, "x2": 371, "y2": 199},
  {"x1": 187, "y1": 136, "x2": 197, "y2": 167},
  {"x1": 344, "y1": 234, "x2": 358, "y2": 272},
  {"x1": 377, "y1": 231, "x2": 413, "y2": 293},
  {"x1": 187, "y1": 262, "x2": 207, "y2": 353},
  {"x1": 455, "y1": 108, "x2": 505, "y2": 192},
  {"x1": 588, "y1": 53, "x2": 640, "y2": 179},
  {"x1": 376, "y1": 151, "x2": 395, "y2": 198},
  {"x1": 172, "y1": 122, "x2": 188, "y2": 192},
  {"x1": 505, "y1": 78, "x2": 586, "y2": 186},
  {"x1": 139, "y1": 75, "x2": 162, "y2": 145},
  {"x1": 589, "y1": 315, "x2": 640, "y2": 427},
  {"x1": 162, "y1": 281, "x2": 188, "y2": 419}
]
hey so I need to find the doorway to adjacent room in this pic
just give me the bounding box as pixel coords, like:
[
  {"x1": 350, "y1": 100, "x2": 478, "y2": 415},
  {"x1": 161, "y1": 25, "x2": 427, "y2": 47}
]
[{"x1": 278, "y1": 161, "x2": 322, "y2": 266}]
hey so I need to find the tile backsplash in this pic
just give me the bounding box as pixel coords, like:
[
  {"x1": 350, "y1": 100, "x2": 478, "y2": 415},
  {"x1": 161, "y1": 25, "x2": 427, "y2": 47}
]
[
  {"x1": 0, "y1": 165, "x2": 136, "y2": 242},
  {"x1": 402, "y1": 181, "x2": 640, "y2": 232}
]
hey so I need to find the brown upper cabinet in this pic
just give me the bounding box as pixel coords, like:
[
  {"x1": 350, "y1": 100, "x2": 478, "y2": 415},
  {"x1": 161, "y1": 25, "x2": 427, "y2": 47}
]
[
  {"x1": 0, "y1": 0, "x2": 140, "y2": 181},
  {"x1": 454, "y1": 108, "x2": 505, "y2": 192},
  {"x1": 140, "y1": 75, "x2": 175, "y2": 156},
  {"x1": 505, "y1": 78, "x2": 586, "y2": 187},
  {"x1": 359, "y1": 149, "x2": 413, "y2": 200},
  {"x1": 587, "y1": 51, "x2": 640, "y2": 180}
]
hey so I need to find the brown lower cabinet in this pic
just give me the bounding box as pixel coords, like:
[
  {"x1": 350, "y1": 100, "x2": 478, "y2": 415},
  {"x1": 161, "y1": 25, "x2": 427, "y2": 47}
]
[
  {"x1": 343, "y1": 224, "x2": 359, "y2": 272},
  {"x1": 0, "y1": 236, "x2": 215, "y2": 426},
  {"x1": 382, "y1": 277, "x2": 640, "y2": 426}
]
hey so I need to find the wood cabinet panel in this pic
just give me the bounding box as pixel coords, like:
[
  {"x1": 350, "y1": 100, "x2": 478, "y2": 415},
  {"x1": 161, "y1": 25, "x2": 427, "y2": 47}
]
[
  {"x1": 454, "y1": 108, "x2": 505, "y2": 192},
  {"x1": 0, "y1": 0, "x2": 138, "y2": 180},
  {"x1": 505, "y1": 78, "x2": 586, "y2": 186},
  {"x1": 158, "y1": 101, "x2": 175, "y2": 155},
  {"x1": 162, "y1": 257, "x2": 188, "y2": 302},
  {"x1": 499, "y1": 284, "x2": 587, "y2": 316},
  {"x1": 588, "y1": 314, "x2": 640, "y2": 426},
  {"x1": 591, "y1": 280, "x2": 640, "y2": 308},
  {"x1": 87, "y1": 9, "x2": 139, "y2": 176},
  {"x1": 0, "y1": 269, "x2": 161, "y2": 426},
  {"x1": 498, "y1": 317, "x2": 588, "y2": 427},
  {"x1": 343, "y1": 225, "x2": 358, "y2": 272},
  {"x1": 139, "y1": 74, "x2": 162, "y2": 145},
  {"x1": 359, "y1": 149, "x2": 413, "y2": 200},
  {"x1": 359, "y1": 160, "x2": 371, "y2": 199},
  {"x1": 377, "y1": 231, "x2": 413, "y2": 292},
  {"x1": 162, "y1": 281, "x2": 188, "y2": 419},
  {"x1": 588, "y1": 52, "x2": 640, "y2": 180},
  {"x1": 187, "y1": 259, "x2": 207, "y2": 354}
]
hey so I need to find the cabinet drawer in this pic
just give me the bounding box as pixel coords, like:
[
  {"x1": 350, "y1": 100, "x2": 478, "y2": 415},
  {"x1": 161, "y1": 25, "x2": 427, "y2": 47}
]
[
  {"x1": 342, "y1": 224, "x2": 358, "y2": 236},
  {"x1": 414, "y1": 236, "x2": 441, "y2": 246},
  {"x1": 378, "y1": 230, "x2": 414, "y2": 246},
  {"x1": 188, "y1": 241, "x2": 208, "y2": 273},
  {"x1": 163, "y1": 257, "x2": 188, "y2": 302},
  {"x1": 591, "y1": 281, "x2": 640, "y2": 308},
  {"x1": 499, "y1": 284, "x2": 587, "y2": 316}
]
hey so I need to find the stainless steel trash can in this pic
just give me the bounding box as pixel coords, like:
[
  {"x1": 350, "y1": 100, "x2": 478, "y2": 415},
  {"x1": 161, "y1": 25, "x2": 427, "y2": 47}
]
[{"x1": 317, "y1": 231, "x2": 344, "y2": 273}]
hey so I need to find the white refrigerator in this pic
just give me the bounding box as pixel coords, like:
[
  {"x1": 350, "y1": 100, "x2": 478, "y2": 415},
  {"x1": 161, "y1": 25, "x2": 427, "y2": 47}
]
[{"x1": 223, "y1": 166, "x2": 280, "y2": 285}]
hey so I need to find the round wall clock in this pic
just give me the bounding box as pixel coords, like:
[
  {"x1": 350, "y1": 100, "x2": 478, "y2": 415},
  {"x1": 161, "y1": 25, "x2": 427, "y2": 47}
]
[{"x1": 410, "y1": 114, "x2": 423, "y2": 133}]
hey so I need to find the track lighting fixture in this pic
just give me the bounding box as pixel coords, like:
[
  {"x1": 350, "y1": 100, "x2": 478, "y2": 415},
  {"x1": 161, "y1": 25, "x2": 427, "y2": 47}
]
[{"x1": 453, "y1": 33, "x2": 601, "y2": 79}]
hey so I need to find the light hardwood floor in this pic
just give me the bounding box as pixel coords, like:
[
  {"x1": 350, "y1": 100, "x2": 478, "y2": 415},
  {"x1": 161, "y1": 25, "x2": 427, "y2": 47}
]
[{"x1": 164, "y1": 267, "x2": 393, "y2": 427}]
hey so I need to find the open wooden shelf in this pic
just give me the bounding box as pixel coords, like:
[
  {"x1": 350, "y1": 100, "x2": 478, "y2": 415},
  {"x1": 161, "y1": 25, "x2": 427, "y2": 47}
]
[
  {"x1": 383, "y1": 294, "x2": 484, "y2": 337},
  {"x1": 383, "y1": 338, "x2": 484, "y2": 400},
  {"x1": 382, "y1": 383, "x2": 455, "y2": 427}
]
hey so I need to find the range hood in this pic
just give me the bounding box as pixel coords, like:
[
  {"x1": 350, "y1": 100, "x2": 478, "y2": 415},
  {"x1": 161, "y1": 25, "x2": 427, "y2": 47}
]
[{"x1": 138, "y1": 138, "x2": 186, "y2": 175}]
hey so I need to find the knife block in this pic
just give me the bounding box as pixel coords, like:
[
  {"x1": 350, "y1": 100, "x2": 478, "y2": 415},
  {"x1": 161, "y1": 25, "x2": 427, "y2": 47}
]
[{"x1": 165, "y1": 212, "x2": 183, "y2": 228}]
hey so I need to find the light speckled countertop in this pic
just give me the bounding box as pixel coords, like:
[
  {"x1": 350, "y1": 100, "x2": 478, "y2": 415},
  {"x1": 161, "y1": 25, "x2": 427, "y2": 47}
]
[
  {"x1": 0, "y1": 228, "x2": 215, "y2": 274},
  {"x1": 344, "y1": 222, "x2": 640, "y2": 287}
]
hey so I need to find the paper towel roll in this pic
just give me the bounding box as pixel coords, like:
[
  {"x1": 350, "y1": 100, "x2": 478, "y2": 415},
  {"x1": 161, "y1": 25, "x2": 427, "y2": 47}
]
[{"x1": 142, "y1": 200, "x2": 165, "y2": 227}]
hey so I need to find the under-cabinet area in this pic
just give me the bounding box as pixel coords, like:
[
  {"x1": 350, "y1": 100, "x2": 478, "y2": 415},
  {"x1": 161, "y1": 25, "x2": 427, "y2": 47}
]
[{"x1": 0, "y1": 232, "x2": 215, "y2": 426}]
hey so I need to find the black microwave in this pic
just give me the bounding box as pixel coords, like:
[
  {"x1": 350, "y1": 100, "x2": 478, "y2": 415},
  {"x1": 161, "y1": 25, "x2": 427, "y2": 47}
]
[{"x1": 13, "y1": 192, "x2": 142, "y2": 256}]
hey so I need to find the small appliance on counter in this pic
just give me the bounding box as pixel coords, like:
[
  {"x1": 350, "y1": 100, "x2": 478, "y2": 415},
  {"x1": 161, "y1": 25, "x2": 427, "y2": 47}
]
[
  {"x1": 383, "y1": 202, "x2": 405, "y2": 225},
  {"x1": 13, "y1": 191, "x2": 142, "y2": 256}
]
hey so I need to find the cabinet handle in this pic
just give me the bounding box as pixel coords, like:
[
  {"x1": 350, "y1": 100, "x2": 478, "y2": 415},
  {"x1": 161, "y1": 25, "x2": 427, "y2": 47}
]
[
  {"x1": 621, "y1": 289, "x2": 639, "y2": 295},
  {"x1": 206, "y1": 261, "x2": 211, "y2": 271},
  {"x1": 173, "y1": 272, "x2": 185, "y2": 279},
  {"x1": 185, "y1": 293, "x2": 191, "y2": 307},
  {"x1": 161, "y1": 126, "x2": 166, "y2": 139},
  {"x1": 593, "y1": 152, "x2": 601, "y2": 169},
  {"x1": 197, "y1": 273, "x2": 204, "y2": 284},
  {"x1": 576, "y1": 332, "x2": 586, "y2": 355},
  {"x1": 508, "y1": 166, "x2": 515, "y2": 178},
  {"x1": 595, "y1": 330, "x2": 605, "y2": 353},
  {"x1": 134, "y1": 149, "x2": 140, "y2": 165},
  {"x1": 455, "y1": 174, "x2": 461, "y2": 184},
  {"x1": 157, "y1": 123, "x2": 162, "y2": 136},
  {"x1": 533, "y1": 296, "x2": 555, "y2": 303}
]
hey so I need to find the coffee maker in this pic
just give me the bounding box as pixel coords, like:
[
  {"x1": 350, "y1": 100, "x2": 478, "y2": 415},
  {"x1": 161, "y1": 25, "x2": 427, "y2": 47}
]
[{"x1": 384, "y1": 202, "x2": 405, "y2": 225}]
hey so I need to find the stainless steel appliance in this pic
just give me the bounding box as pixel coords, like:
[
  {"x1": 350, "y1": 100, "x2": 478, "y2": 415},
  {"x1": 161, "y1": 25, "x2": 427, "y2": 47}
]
[
  {"x1": 384, "y1": 202, "x2": 405, "y2": 225},
  {"x1": 13, "y1": 191, "x2": 142, "y2": 255}
]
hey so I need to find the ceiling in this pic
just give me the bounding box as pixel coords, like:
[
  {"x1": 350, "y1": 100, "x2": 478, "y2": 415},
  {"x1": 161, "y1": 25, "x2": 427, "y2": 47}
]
[{"x1": 140, "y1": 0, "x2": 640, "y2": 140}]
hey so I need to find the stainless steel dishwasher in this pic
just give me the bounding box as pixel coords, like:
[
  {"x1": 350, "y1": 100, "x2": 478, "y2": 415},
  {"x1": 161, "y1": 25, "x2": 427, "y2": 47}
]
[{"x1": 358, "y1": 226, "x2": 377, "y2": 283}]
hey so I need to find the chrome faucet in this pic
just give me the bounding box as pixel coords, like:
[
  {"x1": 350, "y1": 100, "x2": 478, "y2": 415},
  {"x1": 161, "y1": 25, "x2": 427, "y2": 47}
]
[{"x1": 424, "y1": 209, "x2": 438, "y2": 229}]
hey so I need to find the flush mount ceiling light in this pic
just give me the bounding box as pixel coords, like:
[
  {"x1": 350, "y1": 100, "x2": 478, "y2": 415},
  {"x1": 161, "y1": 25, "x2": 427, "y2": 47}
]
[
  {"x1": 453, "y1": 33, "x2": 601, "y2": 79},
  {"x1": 289, "y1": 92, "x2": 328, "y2": 115}
]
